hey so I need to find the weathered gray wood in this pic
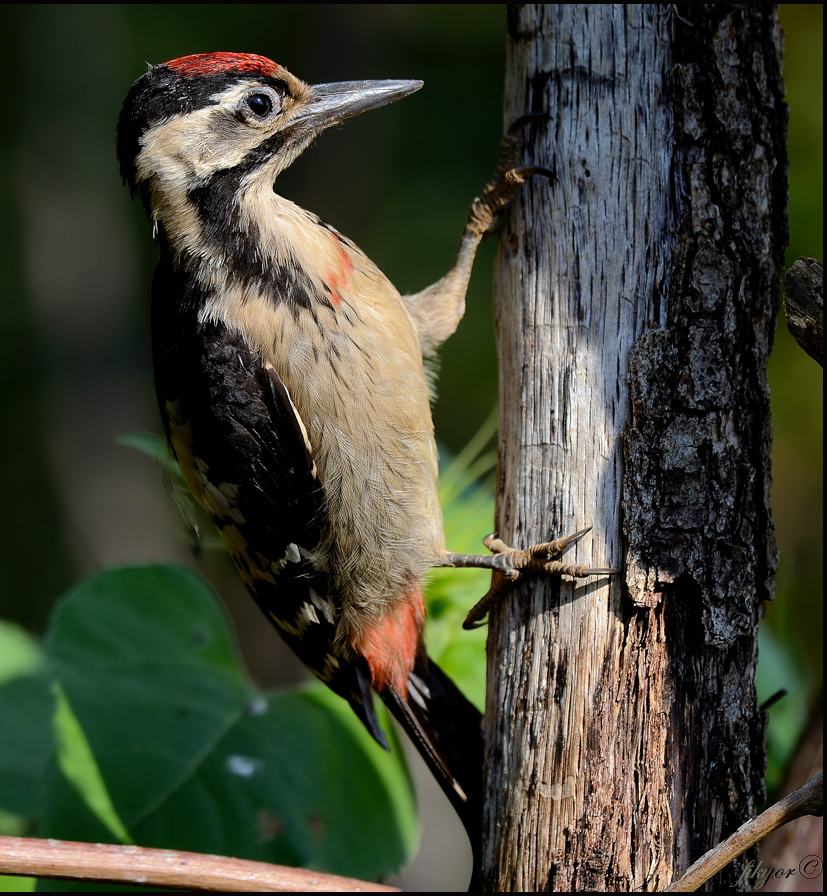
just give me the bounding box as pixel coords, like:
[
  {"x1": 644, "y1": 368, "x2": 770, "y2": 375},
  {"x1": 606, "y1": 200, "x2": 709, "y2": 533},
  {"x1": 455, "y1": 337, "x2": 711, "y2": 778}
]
[
  {"x1": 482, "y1": 6, "x2": 786, "y2": 890},
  {"x1": 784, "y1": 257, "x2": 823, "y2": 366}
]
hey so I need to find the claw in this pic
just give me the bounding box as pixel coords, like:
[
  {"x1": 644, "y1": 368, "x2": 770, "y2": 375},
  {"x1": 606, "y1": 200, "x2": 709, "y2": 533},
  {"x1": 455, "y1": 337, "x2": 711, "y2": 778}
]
[
  {"x1": 466, "y1": 113, "x2": 552, "y2": 241},
  {"x1": 506, "y1": 113, "x2": 551, "y2": 138},
  {"x1": 463, "y1": 582, "x2": 501, "y2": 629},
  {"x1": 447, "y1": 527, "x2": 616, "y2": 629},
  {"x1": 527, "y1": 526, "x2": 592, "y2": 558},
  {"x1": 542, "y1": 562, "x2": 619, "y2": 577},
  {"x1": 483, "y1": 533, "x2": 509, "y2": 553},
  {"x1": 510, "y1": 165, "x2": 555, "y2": 183}
]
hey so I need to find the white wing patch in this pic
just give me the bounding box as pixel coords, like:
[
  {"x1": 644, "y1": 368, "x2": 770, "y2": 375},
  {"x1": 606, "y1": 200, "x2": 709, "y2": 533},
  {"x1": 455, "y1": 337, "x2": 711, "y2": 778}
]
[
  {"x1": 309, "y1": 588, "x2": 335, "y2": 624},
  {"x1": 316, "y1": 653, "x2": 341, "y2": 683},
  {"x1": 264, "y1": 359, "x2": 314, "y2": 458},
  {"x1": 267, "y1": 600, "x2": 322, "y2": 638}
]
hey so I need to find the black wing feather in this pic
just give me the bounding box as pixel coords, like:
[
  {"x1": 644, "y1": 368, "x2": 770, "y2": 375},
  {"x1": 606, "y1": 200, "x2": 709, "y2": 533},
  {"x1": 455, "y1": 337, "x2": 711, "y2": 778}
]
[{"x1": 151, "y1": 261, "x2": 387, "y2": 745}]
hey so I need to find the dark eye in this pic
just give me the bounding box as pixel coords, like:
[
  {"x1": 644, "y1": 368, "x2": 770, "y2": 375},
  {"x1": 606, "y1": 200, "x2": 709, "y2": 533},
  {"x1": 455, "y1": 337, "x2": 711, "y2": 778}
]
[{"x1": 246, "y1": 93, "x2": 273, "y2": 117}]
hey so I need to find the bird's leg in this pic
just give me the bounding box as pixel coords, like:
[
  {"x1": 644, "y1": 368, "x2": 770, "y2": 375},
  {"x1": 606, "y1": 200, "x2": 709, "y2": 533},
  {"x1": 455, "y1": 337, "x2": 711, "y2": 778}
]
[
  {"x1": 465, "y1": 113, "x2": 554, "y2": 241},
  {"x1": 436, "y1": 528, "x2": 617, "y2": 629},
  {"x1": 403, "y1": 115, "x2": 552, "y2": 354}
]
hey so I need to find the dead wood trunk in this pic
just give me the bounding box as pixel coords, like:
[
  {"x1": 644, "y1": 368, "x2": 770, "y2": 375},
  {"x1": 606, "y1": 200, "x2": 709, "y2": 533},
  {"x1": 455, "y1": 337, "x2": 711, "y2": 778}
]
[{"x1": 481, "y1": 5, "x2": 786, "y2": 890}]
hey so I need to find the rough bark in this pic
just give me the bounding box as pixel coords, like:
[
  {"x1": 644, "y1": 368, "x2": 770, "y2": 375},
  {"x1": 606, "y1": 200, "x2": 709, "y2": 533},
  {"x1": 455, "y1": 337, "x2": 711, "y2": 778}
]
[
  {"x1": 482, "y1": 6, "x2": 786, "y2": 891},
  {"x1": 783, "y1": 257, "x2": 823, "y2": 366}
]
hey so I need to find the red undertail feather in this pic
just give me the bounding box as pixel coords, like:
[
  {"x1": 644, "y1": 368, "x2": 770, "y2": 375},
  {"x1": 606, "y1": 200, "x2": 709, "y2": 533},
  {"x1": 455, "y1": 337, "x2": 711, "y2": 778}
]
[
  {"x1": 165, "y1": 53, "x2": 281, "y2": 79},
  {"x1": 358, "y1": 586, "x2": 425, "y2": 696}
]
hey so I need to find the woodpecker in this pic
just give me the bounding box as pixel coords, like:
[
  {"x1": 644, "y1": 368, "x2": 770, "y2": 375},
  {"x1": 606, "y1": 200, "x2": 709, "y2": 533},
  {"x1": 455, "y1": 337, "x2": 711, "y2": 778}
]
[{"x1": 117, "y1": 52, "x2": 613, "y2": 847}]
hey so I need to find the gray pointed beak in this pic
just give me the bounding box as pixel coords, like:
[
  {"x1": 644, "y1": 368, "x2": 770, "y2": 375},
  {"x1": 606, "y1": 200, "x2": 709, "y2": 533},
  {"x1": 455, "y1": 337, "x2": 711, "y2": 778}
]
[{"x1": 296, "y1": 79, "x2": 423, "y2": 131}]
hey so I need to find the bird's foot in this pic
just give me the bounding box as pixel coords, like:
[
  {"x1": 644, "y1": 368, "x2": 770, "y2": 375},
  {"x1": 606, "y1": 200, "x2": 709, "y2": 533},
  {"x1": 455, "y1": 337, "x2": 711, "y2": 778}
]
[
  {"x1": 439, "y1": 527, "x2": 616, "y2": 629},
  {"x1": 467, "y1": 114, "x2": 554, "y2": 240}
]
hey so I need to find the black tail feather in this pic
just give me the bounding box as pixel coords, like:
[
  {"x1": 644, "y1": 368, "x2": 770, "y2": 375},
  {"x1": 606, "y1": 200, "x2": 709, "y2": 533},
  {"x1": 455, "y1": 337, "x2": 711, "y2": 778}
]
[{"x1": 381, "y1": 652, "x2": 483, "y2": 853}]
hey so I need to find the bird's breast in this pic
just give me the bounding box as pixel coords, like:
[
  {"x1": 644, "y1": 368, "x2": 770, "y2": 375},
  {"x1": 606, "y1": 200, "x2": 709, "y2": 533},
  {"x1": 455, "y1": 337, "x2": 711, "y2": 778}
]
[{"x1": 197, "y1": 217, "x2": 444, "y2": 629}]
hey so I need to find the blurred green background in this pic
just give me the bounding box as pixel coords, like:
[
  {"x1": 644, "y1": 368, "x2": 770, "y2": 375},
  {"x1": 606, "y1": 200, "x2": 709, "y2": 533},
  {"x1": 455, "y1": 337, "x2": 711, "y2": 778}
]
[{"x1": 0, "y1": 3, "x2": 821, "y2": 888}]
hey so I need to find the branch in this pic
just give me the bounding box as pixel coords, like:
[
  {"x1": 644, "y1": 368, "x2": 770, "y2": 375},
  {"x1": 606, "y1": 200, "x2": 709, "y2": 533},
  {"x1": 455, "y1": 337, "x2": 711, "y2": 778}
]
[
  {"x1": 0, "y1": 835, "x2": 400, "y2": 892},
  {"x1": 665, "y1": 773, "x2": 823, "y2": 892},
  {"x1": 783, "y1": 257, "x2": 823, "y2": 366},
  {"x1": 759, "y1": 696, "x2": 824, "y2": 891}
]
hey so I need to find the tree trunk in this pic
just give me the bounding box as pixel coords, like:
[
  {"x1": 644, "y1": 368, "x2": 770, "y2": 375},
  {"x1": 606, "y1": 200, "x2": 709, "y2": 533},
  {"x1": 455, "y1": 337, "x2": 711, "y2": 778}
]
[{"x1": 481, "y1": 5, "x2": 786, "y2": 890}]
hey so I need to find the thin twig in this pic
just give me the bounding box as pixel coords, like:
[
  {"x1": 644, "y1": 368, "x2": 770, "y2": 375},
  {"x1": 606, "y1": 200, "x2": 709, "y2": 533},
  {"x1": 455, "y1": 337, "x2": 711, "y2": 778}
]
[
  {"x1": 665, "y1": 773, "x2": 823, "y2": 892},
  {"x1": 0, "y1": 835, "x2": 400, "y2": 892}
]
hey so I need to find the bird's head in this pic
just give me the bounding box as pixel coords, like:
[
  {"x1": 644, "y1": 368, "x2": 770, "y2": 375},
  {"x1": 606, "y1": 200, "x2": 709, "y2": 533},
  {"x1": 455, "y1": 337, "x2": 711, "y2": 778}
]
[{"x1": 117, "y1": 52, "x2": 422, "y2": 220}]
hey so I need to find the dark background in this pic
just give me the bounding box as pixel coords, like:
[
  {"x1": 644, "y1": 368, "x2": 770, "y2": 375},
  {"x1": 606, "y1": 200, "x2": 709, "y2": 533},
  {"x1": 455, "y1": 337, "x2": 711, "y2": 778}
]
[{"x1": 0, "y1": 5, "x2": 821, "y2": 890}]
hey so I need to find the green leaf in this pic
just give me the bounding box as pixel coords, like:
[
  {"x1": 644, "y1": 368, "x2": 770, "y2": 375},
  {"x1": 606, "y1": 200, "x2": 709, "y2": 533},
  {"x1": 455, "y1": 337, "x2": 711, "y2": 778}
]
[
  {"x1": 0, "y1": 622, "x2": 52, "y2": 823},
  {"x1": 423, "y1": 425, "x2": 498, "y2": 711},
  {"x1": 117, "y1": 433, "x2": 219, "y2": 551},
  {"x1": 0, "y1": 672, "x2": 52, "y2": 820},
  {"x1": 38, "y1": 757, "x2": 122, "y2": 854},
  {"x1": 45, "y1": 566, "x2": 253, "y2": 829},
  {"x1": 757, "y1": 623, "x2": 811, "y2": 796},
  {"x1": 0, "y1": 620, "x2": 44, "y2": 684},
  {"x1": 52, "y1": 683, "x2": 132, "y2": 845},
  {"x1": 40, "y1": 564, "x2": 416, "y2": 881},
  {"x1": 128, "y1": 683, "x2": 417, "y2": 878},
  {"x1": 116, "y1": 433, "x2": 180, "y2": 479},
  {"x1": 0, "y1": 874, "x2": 36, "y2": 892}
]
